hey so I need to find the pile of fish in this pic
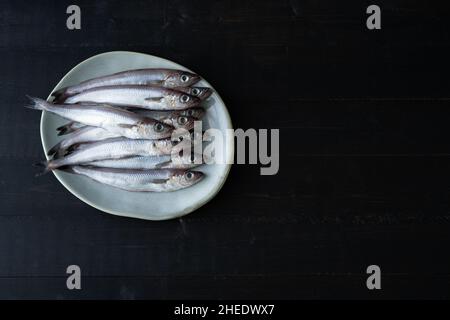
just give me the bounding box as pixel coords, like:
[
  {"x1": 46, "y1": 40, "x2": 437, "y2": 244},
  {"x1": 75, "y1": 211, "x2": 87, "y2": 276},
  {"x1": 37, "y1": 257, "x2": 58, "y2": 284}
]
[{"x1": 27, "y1": 68, "x2": 212, "y2": 192}]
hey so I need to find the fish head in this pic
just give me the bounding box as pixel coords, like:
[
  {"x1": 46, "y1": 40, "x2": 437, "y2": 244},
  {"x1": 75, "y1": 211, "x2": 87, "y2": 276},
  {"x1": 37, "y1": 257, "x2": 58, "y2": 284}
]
[
  {"x1": 189, "y1": 87, "x2": 213, "y2": 100},
  {"x1": 165, "y1": 71, "x2": 200, "y2": 87},
  {"x1": 172, "y1": 115, "x2": 195, "y2": 130},
  {"x1": 139, "y1": 120, "x2": 173, "y2": 139},
  {"x1": 169, "y1": 150, "x2": 199, "y2": 168},
  {"x1": 165, "y1": 91, "x2": 201, "y2": 110},
  {"x1": 171, "y1": 170, "x2": 204, "y2": 187},
  {"x1": 181, "y1": 107, "x2": 206, "y2": 120},
  {"x1": 177, "y1": 92, "x2": 201, "y2": 109}
]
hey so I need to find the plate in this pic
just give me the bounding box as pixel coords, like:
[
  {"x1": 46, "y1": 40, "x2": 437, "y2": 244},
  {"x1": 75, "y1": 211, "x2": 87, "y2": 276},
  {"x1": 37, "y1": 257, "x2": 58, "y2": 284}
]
[{"x1": 40, "y1": 51, "x2": 233, "y2": 220}]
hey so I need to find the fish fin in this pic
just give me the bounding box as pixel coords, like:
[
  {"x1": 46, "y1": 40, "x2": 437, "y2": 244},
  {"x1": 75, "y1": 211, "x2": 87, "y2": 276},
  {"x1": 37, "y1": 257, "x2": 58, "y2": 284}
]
[
  {"x1": 67, "y1": 143, "x2": 83, "y2": 152},
  {"x1": 66, "y1": 144, "x2": 78, "y2": 153},
  {"x1": 67, "y1": 142, "x2": 92, "y2": 153},
  {"x1": 154, "y1": 161, "x2": 172, "y2": 169},
  {"x1": 74, "y1": 101, "x2": 106, "y2": 106},
  {"x1": 57, "y1": 131, "x2": 72, "y2": 136},
  {"x1": 51, "y1": 87, "x2": 69, "y2": 103},
  {"x1": 55, "y1": 149, "x2": 73, "y2": 159},
  {"x1": 24, "y1": 96, "x2": 49, "y2": 111},
  {"x1": 32, "y1": 161, "x2": 52, "y2": 176},
  {"x1": 75, "y1": 101, "x2": 109, "y2": 107},
  {"x1": 54, "y1": 147, "x2": 69, "y2": 159},
  {"x1": 46, "y1": 141, "x2": 62, "y2": 156},
  {"x1": 151, "y1": 179, "x2": 168, "y2": 184},
  {"x1": 145, "y1": 97, "x2": 164, "y2": 102},
  {"x1": 56, "y1": 122, "x2": 79, "y2": 135},
  {"x1": 57, "y1": 143, "x2": 82, "y2": 156}
]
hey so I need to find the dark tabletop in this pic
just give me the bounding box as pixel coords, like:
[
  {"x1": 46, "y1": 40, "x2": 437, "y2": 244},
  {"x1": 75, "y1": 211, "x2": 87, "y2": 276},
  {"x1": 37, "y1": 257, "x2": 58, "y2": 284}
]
[{"x1": 1, "y1": 0, "x2": 450, "y2": 299}]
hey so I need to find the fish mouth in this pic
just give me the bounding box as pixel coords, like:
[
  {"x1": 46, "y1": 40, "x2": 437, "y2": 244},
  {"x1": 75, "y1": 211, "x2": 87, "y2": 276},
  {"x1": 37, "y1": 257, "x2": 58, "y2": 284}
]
[
  {"x1": 189, "y1": 74, "x2": 201, "y2": 86},
  {"x1": 199, "y1": 88, "x2": 213, "y2": 100},
  {"x1": 190, "y1": 107, "x2": 206, "y2": 119},
  {"x1": 160, "y1": 131, "x2": 174, "y2": 139},
  {"x1": 189, "y1": 96, "x2": 202, "y2": 108},
  {"x1": 181, "y1": 119, "x2": 195, "y2": 131},
  {"x1": 193, "y1": 171, "x2": 205, "y2": 184}
]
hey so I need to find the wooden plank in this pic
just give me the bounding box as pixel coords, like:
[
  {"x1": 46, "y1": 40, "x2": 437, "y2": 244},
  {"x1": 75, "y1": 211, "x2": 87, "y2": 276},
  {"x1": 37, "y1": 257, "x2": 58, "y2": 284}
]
[{"x1": 0, "y1": 0, "x2": 450, "y2": 299}]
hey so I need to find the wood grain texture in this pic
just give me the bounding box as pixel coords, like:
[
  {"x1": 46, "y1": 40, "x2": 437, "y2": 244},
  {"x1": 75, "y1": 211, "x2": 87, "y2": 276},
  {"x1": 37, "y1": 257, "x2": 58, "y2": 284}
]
[{"x1": 0, "y1": 0, "x2": 450, "y2": 299}]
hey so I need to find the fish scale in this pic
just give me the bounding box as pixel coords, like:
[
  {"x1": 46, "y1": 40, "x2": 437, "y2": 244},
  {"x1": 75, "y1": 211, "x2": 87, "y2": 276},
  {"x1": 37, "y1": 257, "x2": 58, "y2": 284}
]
[
  {"x1": 64, "y1": 166, "x2": 204, "y2": 192},
  {"x1": 47, "y1": 126, "x2": 120, "y2": 157},
  {"x1": 56, "y1": 107, "x2": 204, "y2": 136},
  {"x1": 52, "y1": 68, "x2": 200, "y2": 102},
  {"x1": 26, "y1": 97, "x2": 173, "y2": 140},
  {"x1": 64, "y1": 85, "x2": 200, "y2": 110},
  {"x1": 87, "y1": 154, "x2": 202, "y2": 170},
  {"x1": 46, "y1": 137, "x2": 174, "y2": 171}
]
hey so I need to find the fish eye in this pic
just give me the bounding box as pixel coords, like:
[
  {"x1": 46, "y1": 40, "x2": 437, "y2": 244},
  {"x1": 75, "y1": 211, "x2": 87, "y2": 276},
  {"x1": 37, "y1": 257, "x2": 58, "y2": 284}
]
[
  {"x1": 185, "y1": 171, "x2": 194, "y2": 180},
  {"x1": 181, "y1": 74, "x2": 189, "y2": 82},
  {"x1": 191, "y1": 88, "x2": 200, "y2": 96},
  {"x1": 180, "y1": 95, "x2": 190, "y2": 103},
  {"x1": 154, "y1": 123, "x2": 165, "y2": 132},
  {"x1": 187, "y1": 109, "x2": 194, "y2": 116},
  {"x1": 178, "y1": 116, "x2": 188, "y2": 125}
]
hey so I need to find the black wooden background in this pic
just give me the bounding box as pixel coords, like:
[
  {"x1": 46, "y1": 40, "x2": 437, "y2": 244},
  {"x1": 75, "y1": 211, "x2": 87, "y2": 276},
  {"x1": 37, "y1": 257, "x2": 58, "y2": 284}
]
[{"x1": 1, "y1": 0, "x2": 450, "y2": 299}]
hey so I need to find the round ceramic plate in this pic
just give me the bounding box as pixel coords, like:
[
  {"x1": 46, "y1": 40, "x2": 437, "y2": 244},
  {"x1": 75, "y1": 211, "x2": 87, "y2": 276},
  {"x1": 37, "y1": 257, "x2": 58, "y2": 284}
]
[{"x1": 40, "y1": 51, "x2": 233, "y2": 220}]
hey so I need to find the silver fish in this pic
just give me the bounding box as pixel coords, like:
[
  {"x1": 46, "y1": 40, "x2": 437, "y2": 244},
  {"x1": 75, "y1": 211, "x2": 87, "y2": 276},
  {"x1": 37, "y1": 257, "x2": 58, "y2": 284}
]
[
  {"x1": 47, "y1": 126, "x2": 121, "y2": 157},
  {"x1": 57, "y1": 107, "x2": 205, "y2": 136},
  {"x1": 87, "y1": 152, "x2": 204, "y2": 170},
  {"x1": 131, "y1": 107, "x2": 205, "y2": 123},
  {"x1": 52, "y1": 68, "x2": 200, "y2": 102},
  {"x1": 52, "y1": 115, "x2": 197, "y2": 150},
  {"x1": 26, "y1": 97, "x2": 173, "y2": 140},
  {"x1": 64, "y1": 85, "x2": 200, "y2": 110},
  {"x1": 42, "y1": 137, "x2": 175, "y2": 172},
  {"x1": 60, "y1": 166, "x2": 204, "y2": 192},
  {"x1": 174, "y1": 87, "x2": 213, "y2": 100}
]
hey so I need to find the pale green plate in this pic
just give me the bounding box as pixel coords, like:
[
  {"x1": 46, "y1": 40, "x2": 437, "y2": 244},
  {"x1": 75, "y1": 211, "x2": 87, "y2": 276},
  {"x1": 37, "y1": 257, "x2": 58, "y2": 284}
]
[{"x1": 40, "y1": 51, "x2": 233, "y2": 220}]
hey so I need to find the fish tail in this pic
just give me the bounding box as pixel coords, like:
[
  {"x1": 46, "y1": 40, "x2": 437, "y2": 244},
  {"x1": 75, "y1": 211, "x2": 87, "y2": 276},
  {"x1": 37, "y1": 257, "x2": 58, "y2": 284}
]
[
  {"x1": 51, "y1": 143, "x2": 79, "y2": 159},
  {"x1": 46, "y1": 141, "x2": 63, "y2": 156},
  {"x1": 51, "y1": 87, "x2": 69, "y2": 103},
  {"x1": 24, "y1": 96, "x2": 50, "y2": 111},
  {"x1": 56, "y1": 122, "x2": 77, "y2": 136},
  {"x1": 54, "y1": 148, "x2": 68, "y2": 159},
  {"x1": 32, "y1": 160, "x2": 54, "y2": 176}
]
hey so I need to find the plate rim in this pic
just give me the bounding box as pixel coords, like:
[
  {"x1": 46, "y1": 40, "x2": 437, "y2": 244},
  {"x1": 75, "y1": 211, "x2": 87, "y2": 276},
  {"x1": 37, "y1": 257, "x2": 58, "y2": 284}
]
[{"x1": 39, "y1": 51, "x2": 234, "y2": 221}]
